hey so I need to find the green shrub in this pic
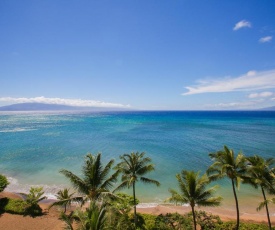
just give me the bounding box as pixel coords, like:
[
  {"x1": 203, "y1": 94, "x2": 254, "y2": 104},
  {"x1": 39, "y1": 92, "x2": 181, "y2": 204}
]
[
  {"x1": 140, "y1": 213, "x2": 156, "y2": 230},
  {"x1": 0, "y1": 196, "x2": 43, "y2": 216},
  {"x1": 20, "y1": 186, "x2": 46, "y2": 216},
  {"x1": 187, "y1": 210, "x2": 223, "y2": 229},
  {"x1": 216, "y1": 221, "x2": 272, "y2": 230},
  {"x1": 140, "y1": 211, "x2": 272, "y2": 230},
  {"x1": 0, "y1": 174, "x2": 9, "y2": 192},
  {"x1": 156, "y1": 212, "x2": 193, "y2": 230},
  {"x1": 0, "y1": 197, "x2": 26, "y2": 215}
]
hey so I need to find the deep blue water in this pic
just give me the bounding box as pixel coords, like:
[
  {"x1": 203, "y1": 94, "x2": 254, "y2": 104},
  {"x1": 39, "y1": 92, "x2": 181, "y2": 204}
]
[{"x1": 0, "y1": 111, "x2": 275, "y2": 209}]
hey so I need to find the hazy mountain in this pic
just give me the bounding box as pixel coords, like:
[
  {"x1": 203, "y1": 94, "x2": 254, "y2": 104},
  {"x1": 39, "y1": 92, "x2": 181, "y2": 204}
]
[
  {"x1": 259, "y1": 106, "x2": 275, "y2": 111},
  {"x1": 0, "y1": 103, "x2": 128, "y2": 112}
]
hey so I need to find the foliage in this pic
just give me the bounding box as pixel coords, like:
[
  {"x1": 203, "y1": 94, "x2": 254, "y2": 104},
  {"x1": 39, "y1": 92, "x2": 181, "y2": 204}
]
[
  {"x1": 153, "y1": 212, "x2": 193, "y2": 230},
  {"x1": 108, "y1": 192, "x2": 139, "y2": 214},
  {"x1": 0, "y1": 197, "x2": 26, "y2": 215},
  {"x1": 107, "y1": 212, "x2": 135, "y2": 230},
  {"x1": 49, "y1": 188, "x2": 80, "y2": 213},
  {"x1": 115, "y1": 152, "x2": 160, "y2": 227},
  {"x1": 168, "y1": 170, "x2": 222, "y2": 230},
  {"x1": 106, "y1": 193, "x2": 140, "y2": 230},
  {"x1": 60, "y1": 153, "x2": 119, "y2": 203},
  {"x1": 0, "y1": 187, "x2": 46, "y2": 216},
  {"x1": 207, "y1": 145, "x2": 246, "y2": 229},
  {"x1": 216, "y1": 221, "x2": 273, "y2": 230},
  {"x1": 60, "y1": 201, "x2": 108, "y2": 230},
  {"x1": 187, "y1": 210, "x2": 222, "y2": 230},
  {"x1": 0, "y1": 174, "x2": 9, "y2": 192},
  {"x1": 22, "y1": 187, "x2": 46, "y2": 216},
  {"x1": 139, "y1": 213, "x2": 157, "y2": 230},
  {"x1": 59, "y1": 211, "x2": 75, "y2": 230},
  {"x1": 76, "y1": 201, "x2": 107, "y2": 230},
  {"x1": 244, "y1": 155, "x2": 275, "y2": 193},
  {"x1": 243, "y1": 155, "x2": 275, "y2": 229},
  {"x1": 24, "y1": 187, "x2": 47, "y2": 206}
]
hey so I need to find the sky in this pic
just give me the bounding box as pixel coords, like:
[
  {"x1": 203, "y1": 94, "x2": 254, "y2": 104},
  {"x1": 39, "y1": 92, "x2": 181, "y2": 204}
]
[{"x1": 1, "y1": 0, "x2": 275, "y2": 110}]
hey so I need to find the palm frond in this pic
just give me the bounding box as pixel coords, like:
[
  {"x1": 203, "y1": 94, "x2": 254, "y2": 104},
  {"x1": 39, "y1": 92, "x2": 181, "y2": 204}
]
[
  {"x1": 59, "y1": 211, "x2": 74, "y2": 230},
  {"x1": 113, "y1": 180, "x2": 129, "y2": 192},
  {"x1": 60, "y1": 169, "x2": 89, "y2": 194},
  {"x1": 140, "y1": 177, "x2": 160, "y2": 186}
]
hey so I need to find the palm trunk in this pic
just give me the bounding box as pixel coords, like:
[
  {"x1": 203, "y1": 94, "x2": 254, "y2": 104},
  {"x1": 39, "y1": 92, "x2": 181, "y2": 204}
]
[
  {"x1": 231, "y1": 179, "x2": 239, "y2": 230},
  {"x1": 133, "y1": 181, "x2": 137, "y2": 229},
  {"x1": 261, "y1": 186, "x2": 272, "y2": 230},
  {"x1": 191, "y1": 205, "x2": 197, "y2": 230}
]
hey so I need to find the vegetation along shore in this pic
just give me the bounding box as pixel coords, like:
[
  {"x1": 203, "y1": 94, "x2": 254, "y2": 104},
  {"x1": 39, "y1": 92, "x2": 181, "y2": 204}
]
[{"x1": 1, "y1": 146, "x2": 275, "y2": 229}]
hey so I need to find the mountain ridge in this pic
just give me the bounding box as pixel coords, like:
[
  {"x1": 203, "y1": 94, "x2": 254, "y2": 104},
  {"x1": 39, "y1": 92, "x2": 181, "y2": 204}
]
[
  {"x1": 259, "y1": 106, "x2": 275, "y2": 111},
  {"x1": 0, "y1": 103, "x2": 128, "y2": 112}
]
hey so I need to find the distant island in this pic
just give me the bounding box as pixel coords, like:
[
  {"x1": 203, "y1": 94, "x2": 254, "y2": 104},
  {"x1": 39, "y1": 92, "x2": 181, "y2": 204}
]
[
  {"x1": 0, "y1": 103, "x2": 128, "y2": 112},
  {"x1": 0, "y1": 103, "x2": 275, "y2": 112},
  {"x1": 259, "y1": 106, "x2": 275, "y2": 111}
]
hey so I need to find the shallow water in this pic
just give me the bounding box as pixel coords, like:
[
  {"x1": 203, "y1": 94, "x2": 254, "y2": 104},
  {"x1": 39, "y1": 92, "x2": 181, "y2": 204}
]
[{"x1": 0, "y1": 110, "x2": 275, "y2": 213}]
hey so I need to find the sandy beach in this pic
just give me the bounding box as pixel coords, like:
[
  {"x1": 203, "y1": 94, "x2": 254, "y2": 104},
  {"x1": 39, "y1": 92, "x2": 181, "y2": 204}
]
[{"x1": 1, "y1": 192, "x2": 274, "y2": 230}]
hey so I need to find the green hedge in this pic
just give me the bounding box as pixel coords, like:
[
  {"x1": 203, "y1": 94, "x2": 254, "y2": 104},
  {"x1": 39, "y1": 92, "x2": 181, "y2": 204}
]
[
  {"x1": 138, "y1": 212, "x2": 272, "y2": 230},
  {"x1": 0, "y1": 198, "x2": 26, "y2": 215},
  {"x1": 0, "y1": 197, "x2": 43, "y2": 216},
  {"x1": 216, "y1": 221, "x2": 274, "y2": 230}
]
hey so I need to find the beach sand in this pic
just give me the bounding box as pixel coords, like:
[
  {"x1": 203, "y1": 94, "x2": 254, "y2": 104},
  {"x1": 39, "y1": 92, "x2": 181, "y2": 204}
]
[{"x1": 0, "y1": 192, "x2": 274, "y2": 229}]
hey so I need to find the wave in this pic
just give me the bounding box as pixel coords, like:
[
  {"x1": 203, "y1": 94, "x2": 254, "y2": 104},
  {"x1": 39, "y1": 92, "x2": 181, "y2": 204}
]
[
  {"x1": 6, "y1": 176, "x2": 65, "y2": 200},
  {"x1": 136, "y1": 203, "x2": 159, "y2": 208},
  {"x1": 0, "y1": 128, "x2": 37, "y2": 133}
]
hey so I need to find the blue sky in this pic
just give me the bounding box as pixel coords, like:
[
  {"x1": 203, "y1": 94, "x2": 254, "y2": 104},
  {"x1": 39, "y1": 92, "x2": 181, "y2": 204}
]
[{"x1": 1, "y1": 0, "x2": 275, "y2": 110}]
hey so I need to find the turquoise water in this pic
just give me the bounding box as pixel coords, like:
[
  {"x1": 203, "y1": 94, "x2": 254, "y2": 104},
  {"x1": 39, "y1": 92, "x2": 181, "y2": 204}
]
[{"x1": 0, "y1": 111, "x2": 275, "y2": 211}]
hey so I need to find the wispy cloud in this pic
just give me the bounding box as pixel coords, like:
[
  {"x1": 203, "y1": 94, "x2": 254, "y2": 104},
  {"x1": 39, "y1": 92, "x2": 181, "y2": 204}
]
[
  {"x1": 259, "y1": 36, "x2": 272, "y2": 43},
  {"x1": 182, "y1": 69, "x2": 275, "y2": 95},
  {"x1": 233, "y1": 20, "x2": 252, "y2": 31},
  {"x1": 205, "y1": 99, "x2": 264, "y2": 109},
  {"x1": 248, "y1": 91, "x2": 274, "y2": 99},
  {"x1": 0, "y1": 96, "x2": 130, "y2": 108}
]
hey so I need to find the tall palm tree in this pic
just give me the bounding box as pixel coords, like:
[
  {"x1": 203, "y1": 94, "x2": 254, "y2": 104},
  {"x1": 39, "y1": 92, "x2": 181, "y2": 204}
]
[
  {"x1": 244, "y1": 155, "x2": 275, "y2": 230},
  {"x1": 60, "y1": 153, "x2": 119, "y2": 202},
  {"x1": 168, "y1": 170, "x2": 222, "y2": 230},
  {"x1": 114, "y1": 152, "x2": 160, "y2": 228},
  {"x1": 207, "y1": 145, "x2": 246, "y2": 230}
]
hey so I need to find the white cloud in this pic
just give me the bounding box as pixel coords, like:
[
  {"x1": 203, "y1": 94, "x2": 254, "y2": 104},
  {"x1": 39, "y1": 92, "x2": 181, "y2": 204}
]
[
  {"x1": 259, "y1": 36, "x2": 272, "y2": 43},
  {"x1": 182, "y1": 69, "x2": 275, "y2": 95},
  {"x1": 205, "y1": 99, "x2": 263, "y2": 109},
  {"x1": 233, "y1": 20, "x2": 252, "y2": 31},
  {"x1": 0, "y1": 96, "x2": 130, "y2": 108},
  {"x1": 248, "y1": 92, "x2": 273, "y2": 99}
]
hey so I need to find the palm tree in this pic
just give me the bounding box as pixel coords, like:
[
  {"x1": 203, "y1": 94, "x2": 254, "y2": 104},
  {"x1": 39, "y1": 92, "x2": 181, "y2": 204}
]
[
  {"x1": 244, "y1": 155, "x2": 275, "y2": 230},
  {"x1": 60, "y1": 211, "x2": 74, "y2": 230},
  {"x1": 114, "y1": 152, "x2": 160, "y2": 228},
  {"x1": 207, "y1": 145, "x2": 246, "y2": 230},
  {"x1": 20, "y1": 187, "x2": 47, "y2": 216},
  {"x1": 49, "y1": 188, "x2": 80, "y2": 213},
  {"x1": 73, "y1": 201, "x2": 107, "y2": 230},
  {"x1": 60, "y1": 201, "x2": 107, "y2": 230},
  {"x1": 168, "y1": 170, "x2": 222, "y2": 230},
  {"x1": 60, "y1": 153, "x2": 119, "y2": 203}
]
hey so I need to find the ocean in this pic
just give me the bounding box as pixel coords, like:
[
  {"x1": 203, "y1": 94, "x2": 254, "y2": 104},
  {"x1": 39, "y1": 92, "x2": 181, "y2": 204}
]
[{"x1": 0, "y1": 111, "x2": 275, "y2": 213}]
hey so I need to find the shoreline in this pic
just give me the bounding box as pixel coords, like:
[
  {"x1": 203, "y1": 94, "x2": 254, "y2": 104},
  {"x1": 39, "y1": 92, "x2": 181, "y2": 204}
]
[{"x1": 1, "y1": 192, "x2": 274, "y2": 226}]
